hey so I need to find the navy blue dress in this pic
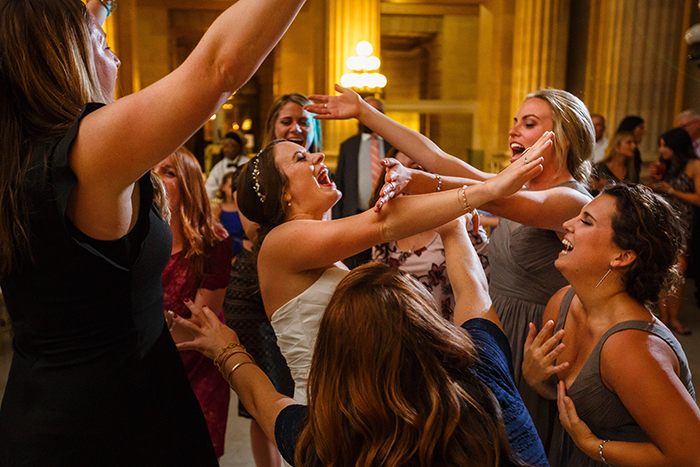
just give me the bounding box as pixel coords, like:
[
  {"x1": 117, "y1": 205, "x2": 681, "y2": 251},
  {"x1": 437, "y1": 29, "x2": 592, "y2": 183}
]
[
  {"x1": 274, "y1": 318, "x2": 548, "y2": 466},
  {"x1": 0, "y1": 104, "x2": 218, "y2": 466}
]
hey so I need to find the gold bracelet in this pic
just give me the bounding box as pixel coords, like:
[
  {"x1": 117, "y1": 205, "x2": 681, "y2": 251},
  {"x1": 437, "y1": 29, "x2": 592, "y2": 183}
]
[
  {"x1": 458, "y1": 185, "x2": 474, "y2": 213},
  {"x1": 435, "y1": 174, "x2": 442, "y2": 192},
  {"x1": 216, "y1": 349, "x2": 255, "y2": 374},
  {"x1": 226, "y1": 360, "x2": 257, "y2": 385},
  {"x1": 214, "y1": 342, "x2": 245, "y2": 370}
]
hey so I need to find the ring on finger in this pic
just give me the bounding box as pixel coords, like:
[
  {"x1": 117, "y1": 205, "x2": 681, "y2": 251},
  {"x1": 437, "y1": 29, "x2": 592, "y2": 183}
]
[{"x1": 524, "y1": 157, "x2": 530, "y2": 164}]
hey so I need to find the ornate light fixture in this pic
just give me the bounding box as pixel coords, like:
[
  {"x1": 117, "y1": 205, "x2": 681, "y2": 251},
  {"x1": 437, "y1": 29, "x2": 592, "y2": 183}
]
[
  {"x1": 340, "y1": 41, "x2": 387, "y2": 92},
  {"x1": 685, "y1": 2, "x2": 700, "y2": 67}
]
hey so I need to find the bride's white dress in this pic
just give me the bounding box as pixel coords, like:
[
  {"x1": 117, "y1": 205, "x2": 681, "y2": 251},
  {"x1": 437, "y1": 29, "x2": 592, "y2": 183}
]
[{"x1": 270, "y1": 267, "x2": 348, "y2": 404}]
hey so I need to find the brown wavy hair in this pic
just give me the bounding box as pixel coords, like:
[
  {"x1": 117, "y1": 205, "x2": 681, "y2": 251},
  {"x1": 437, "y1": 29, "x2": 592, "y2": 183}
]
[
  {"x1": 236, "y1": 140, "x2": 289, "y2": 252},
  {"x1": 157, "y1": 147, "x2": 227, "y2": 287},
  {"x1": 295, "y1": 263, "x2": 524, "y2": 467},
  {"x1": 602, "y1": 183, "x2": 684, "y2": 306},
  {"x1": 0, "y1": 0, "x2": 108, "y2": 277}
]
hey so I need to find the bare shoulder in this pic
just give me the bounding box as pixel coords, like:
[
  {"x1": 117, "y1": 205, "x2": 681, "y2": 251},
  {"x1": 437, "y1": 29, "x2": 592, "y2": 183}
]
[
  {"x1": 601, "y1": 327, "x2": 680, "y2": 380},
  {"x1": 687, "y1": 158, "x2": 700, "y2": 175}
]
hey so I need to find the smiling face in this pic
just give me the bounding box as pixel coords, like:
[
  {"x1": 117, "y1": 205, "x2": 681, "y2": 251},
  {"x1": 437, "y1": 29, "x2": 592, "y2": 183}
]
[
  {"x1": 508, "y1": 98, "x2": 555, "y2": 164},
  {"x1": 616, "y1": 134, "x2": 637, "y2": 158},
  {"x1": 88, "y1": 16, "x2": 120, "y2": 101},
  {"x1": 556, "y1": 194, "x2": 623, "y2": 281},
  {"x1": 273, "y1": 141, "x2": 340, "y2": 217},
  {"x1": 274, "y1": 102, "x2": 315, "y2": 151}
]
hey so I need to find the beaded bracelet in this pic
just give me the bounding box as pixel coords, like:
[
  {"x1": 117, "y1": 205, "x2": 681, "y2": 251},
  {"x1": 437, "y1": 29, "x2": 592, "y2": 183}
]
[
  {"x1": 99, "y1": 0, "x2": 116, "y2": 16},
  {"x1": 598, "y1": 439, "x2": 610, "y2": 465},
  {"x1": 435, "y1": 174, "x2": 442, "y2": 192}
]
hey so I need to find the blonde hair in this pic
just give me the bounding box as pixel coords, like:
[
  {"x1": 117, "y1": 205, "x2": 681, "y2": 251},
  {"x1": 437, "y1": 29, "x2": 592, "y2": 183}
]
[
  {"x1": 525, "y1": 89, "x2": 595, "y2": 183},
  {"x1": 601, "y1": 131, "x2": 634, "y2": 164},
  {"x1": 0, "y1": 0, "x2": 109, "y2": 277}
]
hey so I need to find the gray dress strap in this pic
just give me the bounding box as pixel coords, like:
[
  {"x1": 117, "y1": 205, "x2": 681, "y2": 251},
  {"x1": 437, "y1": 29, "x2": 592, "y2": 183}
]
[{"x1": 555, "y1": 291, "x2": 696, "y2": 467}]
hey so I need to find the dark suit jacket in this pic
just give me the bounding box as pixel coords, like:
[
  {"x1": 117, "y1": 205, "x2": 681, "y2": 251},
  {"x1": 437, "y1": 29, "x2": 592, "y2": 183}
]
[{"x1": 333, "y1": 133, "x2": 392, "y2": 219}]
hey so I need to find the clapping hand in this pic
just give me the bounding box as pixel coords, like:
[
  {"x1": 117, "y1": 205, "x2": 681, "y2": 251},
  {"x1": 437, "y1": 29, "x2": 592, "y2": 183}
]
[{"x1": 522, "y1": 319, "x2": 569, "y2": 399}]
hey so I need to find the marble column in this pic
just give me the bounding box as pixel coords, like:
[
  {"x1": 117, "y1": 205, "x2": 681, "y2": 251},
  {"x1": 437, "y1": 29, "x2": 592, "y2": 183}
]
[
  {"x1": 510, "y1": 0, "x2": 571, "y2": 117},
  {"x1": 584, "y1": 0, "x2": 686, "y2": 160},
  {"x1": 325, "y1": 0, "x2": 381, "y2": 158}
]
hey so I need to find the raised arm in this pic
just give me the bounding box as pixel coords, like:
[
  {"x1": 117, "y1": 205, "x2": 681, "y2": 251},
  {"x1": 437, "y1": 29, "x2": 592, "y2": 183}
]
[
  {"x1": 435, "y1": 215, "x2": 499, "y2": 328},
  {"x1": 307, "y1": 85, "x2": 491, "y2": 181},
  {"x1": 260, "y1": 148, "x2": 546, "y2": 274},
  {"x1": 69, "y1": 0, "x2": 305, "y2": 238}
]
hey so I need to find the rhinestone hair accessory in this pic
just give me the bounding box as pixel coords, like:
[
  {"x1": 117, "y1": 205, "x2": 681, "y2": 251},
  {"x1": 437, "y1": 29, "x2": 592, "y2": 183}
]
[{"x1": 252, "y1": 155, "x2": 265, "y2": 203}]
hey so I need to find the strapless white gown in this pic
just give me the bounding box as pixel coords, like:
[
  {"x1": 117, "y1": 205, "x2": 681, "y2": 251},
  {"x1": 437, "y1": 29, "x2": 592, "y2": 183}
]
[{"x1": 270, "y1": 267, "x2": 348, "y2": 404}]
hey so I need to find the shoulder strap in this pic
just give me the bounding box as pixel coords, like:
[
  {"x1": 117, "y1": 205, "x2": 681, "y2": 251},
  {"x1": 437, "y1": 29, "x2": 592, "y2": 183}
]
[{"x1": 554, "y1": 287, "x2": 576, "y2": 332}]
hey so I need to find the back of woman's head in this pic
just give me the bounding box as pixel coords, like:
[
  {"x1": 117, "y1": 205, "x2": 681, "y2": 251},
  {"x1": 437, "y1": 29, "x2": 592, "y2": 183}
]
[
  {"x1": 601, "y1": 131, "x2": 634, "y2": 164},
  {"x1": 0, "y1": 0, "x2": 107, "y2": 277},
  {"x1": 526, "y1": 89, "x2": 594, "y2": 183},
  {"x1": 616, "y1": 115, "x2": 644, "y2": 134},
  {"x1": 236, "y1": 140, "x2": 289, "y2": 251},
  {"x1": 602, "y1": 183, "x2": 683, "y2": 305},
  {"x1": 0, "y1": 0, "x2": 107, "y2": 136},
  {"x1": 295, "y1": 263, "x2": 519, "y2": 467},
  {"x1": 264, "y1": 93, "x2": 322, "y2": 153}
]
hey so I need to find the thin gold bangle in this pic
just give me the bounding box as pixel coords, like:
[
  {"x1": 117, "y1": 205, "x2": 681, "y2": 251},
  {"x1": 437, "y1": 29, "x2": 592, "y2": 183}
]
[{"x1": 226, "y1": 360, "x2": 257, "y2": 385}]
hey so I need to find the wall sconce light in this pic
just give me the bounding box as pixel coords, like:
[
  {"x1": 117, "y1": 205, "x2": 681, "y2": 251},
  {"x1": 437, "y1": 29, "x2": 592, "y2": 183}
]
[{"x1": 341, "y1": 41, "x2": 387, "y2": 92}]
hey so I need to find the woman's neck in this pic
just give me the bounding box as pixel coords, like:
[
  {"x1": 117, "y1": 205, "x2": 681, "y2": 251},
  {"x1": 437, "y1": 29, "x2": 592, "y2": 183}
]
[
  {"x1": 566, "y1": 271, "x2": 650, "y2": 324},
  {"x1": 527, "y1": 166, "x2": 575, "y2": 191}
]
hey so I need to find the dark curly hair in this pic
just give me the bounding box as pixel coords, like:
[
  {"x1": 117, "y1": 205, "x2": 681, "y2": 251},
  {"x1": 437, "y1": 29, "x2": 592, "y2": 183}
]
[
  {"x1": 236, "y1": 140, "x2": 289, "y2": 252},
  {"x1": 601, "y1": 183, "x2": 684, "y2": 305}
]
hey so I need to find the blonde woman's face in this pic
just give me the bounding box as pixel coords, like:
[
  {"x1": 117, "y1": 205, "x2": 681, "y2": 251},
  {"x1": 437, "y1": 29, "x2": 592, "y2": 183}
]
[
  {"x1": 508, "y1": 98, "x2": 554, "y2": 164},
  {"x1": 275, "y1": 102, "x2": 315, "y2": 151}
]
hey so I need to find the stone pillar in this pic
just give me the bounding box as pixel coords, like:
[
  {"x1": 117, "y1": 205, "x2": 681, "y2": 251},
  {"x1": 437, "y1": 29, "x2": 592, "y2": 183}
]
[
  {"x1": 584, "y1": 0, "x2": 686, "y2": 160},
  {"x1": 325, "y1": 0, "x2": 381, "y2": 158},
  {"x1": 510, "y1": 0, "x2": 571, "y2": 117}
]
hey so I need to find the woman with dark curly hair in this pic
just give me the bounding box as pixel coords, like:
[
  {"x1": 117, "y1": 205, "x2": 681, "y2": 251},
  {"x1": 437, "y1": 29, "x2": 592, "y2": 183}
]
[
  {"x1": 522, "y1": 184, "x2": 700, "y2": 466},
  {"x1": 174, "y1": 215, "x2": 548, "y2": 466},
  {"x1": 651, "y1": 127, "x2": 700, "y2": 335}
]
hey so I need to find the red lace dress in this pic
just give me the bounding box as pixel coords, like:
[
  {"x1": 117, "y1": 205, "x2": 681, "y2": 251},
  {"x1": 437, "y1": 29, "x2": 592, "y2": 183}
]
[{"x1": 162, "y1": 236, "x2": 233, "y2": 457}]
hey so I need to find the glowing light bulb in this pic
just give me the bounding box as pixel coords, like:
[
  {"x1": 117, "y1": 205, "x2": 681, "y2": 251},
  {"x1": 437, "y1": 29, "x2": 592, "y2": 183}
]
[{"x1": 356, "y1": 41, "x2": 373, "y2": 57}]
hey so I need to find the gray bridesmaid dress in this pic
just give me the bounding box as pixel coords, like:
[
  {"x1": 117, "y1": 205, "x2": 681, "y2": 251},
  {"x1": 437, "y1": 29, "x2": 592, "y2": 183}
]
[
  {"x1": 554, "y1": 288, "x2": 695, "y2": 467},
  {"x1": 489, "y1": 180, "x2": 591, "y2": 463}
]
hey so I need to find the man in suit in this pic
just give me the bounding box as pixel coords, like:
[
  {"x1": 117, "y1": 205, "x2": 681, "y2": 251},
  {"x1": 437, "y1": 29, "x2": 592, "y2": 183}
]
[
  {"x1": 333, "y1": 97, "x2": 391, "y2": 268},
  {"x1": 205, "y1": 132, "x2": 249, "y2": 199}
]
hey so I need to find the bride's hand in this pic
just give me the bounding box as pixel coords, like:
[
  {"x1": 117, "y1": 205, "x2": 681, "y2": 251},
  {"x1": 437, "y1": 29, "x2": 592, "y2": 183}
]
[
  {"x1": 483, "y1": 131, "x2": 552, "y2": 199},
  {"x1": 373, "y1": 158, "x2": 413, "y2": 211},
  {"x1": 306, "y1": 84, "x2": 364, "y2": 120}
]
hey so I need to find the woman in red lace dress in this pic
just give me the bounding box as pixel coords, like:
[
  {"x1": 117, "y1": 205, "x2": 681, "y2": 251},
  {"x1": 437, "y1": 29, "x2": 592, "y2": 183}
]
[{"x1": 154, "y1": 147, "x2": 233, "y2": 457}]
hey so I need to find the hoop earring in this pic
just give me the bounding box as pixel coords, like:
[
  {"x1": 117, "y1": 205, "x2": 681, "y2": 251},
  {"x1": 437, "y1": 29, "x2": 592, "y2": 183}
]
[{"x1": 596, "y1": 268, "x2": 612, "y2": 288}]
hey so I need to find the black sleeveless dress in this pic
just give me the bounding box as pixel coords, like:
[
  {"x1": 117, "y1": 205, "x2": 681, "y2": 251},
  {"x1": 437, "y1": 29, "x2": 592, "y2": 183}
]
[{"x1": 0, "y1": 104, "x2": 218, "y2": 466}]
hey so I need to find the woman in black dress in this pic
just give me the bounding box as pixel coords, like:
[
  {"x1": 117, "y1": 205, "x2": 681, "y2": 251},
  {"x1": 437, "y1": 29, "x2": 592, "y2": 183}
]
[{"x1": 0, "y1": 0, "x2": 304, "y2": 464}]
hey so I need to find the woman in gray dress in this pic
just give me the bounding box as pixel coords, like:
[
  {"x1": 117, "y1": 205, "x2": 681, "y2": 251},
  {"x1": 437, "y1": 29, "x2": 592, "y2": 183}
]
[
  {"x1": 522, "y1": 184, "x2": 700, "y2": 466},
  {"x1": 306, "y1": 85, "x2": 594, "y2": 462}
]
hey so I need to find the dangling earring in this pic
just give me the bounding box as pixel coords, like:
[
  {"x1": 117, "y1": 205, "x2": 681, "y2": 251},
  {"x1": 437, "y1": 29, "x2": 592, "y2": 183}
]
[{"x1": 596, "y1": 267, "x2": 612, "y2": 288}]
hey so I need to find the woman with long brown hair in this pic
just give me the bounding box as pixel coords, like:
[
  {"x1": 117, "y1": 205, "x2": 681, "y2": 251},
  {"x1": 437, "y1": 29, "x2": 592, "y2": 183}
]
[
  {"x1": 154, "y1": 147, "x2": 232, "y2": 458},
  {"x1": 0, "y1": 0, "x2": 303, "y2": 463},
  {"x1": 175, "y1": 214, "x2": 548, "y2": 466}
]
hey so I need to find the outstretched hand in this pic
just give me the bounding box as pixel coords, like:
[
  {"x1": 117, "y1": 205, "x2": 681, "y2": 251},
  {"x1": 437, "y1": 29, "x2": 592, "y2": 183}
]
[
  {"x1": 483, "y1": 131, "x2": 551, "y2": 199},
  {"x1": 306, "y1": 84, "x2": 364, "y2": 120},
  {"x1": 373, "y1": 158, "x2": 414, "y2": 211},
  {"x1": 172, "y1": 299, "x2": 240, "y2": 360},
  {"x1": 522, "y1": 320, "x2": 568, "y2": 399}
]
